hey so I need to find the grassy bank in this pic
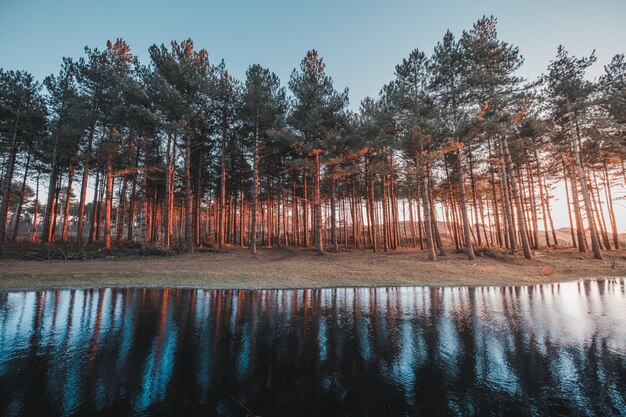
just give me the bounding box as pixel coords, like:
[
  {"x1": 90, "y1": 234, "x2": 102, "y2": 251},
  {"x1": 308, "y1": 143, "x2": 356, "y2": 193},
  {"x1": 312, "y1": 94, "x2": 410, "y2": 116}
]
[{"x1": 1, "y1": 246, "x2": 625, "y2": 291}]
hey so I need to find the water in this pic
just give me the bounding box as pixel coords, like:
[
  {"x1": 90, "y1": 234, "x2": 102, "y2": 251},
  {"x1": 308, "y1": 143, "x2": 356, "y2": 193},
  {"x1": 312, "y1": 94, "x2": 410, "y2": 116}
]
[{"x1": 1, "y1": 280, "x2": 625, "y2": 417}]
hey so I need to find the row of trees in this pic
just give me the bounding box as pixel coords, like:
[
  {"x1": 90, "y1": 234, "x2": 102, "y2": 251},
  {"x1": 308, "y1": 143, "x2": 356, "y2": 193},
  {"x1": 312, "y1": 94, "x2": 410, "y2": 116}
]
[{"x1": 1, "y1": 16, "x2": 624, "y2": 260}]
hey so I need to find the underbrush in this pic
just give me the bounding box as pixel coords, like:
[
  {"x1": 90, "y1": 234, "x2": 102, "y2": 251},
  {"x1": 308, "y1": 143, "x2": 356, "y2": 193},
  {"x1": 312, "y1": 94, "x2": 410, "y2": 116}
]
[{"x1": 0, "y1": 242, "x2": 194, "y2": 260}]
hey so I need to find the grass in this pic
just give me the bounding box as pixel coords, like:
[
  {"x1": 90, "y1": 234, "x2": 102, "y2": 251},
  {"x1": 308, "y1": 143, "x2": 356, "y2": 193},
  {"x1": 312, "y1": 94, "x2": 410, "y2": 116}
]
[{"x1": 1, "y1": 245, "x2": 625, "y2": 291}]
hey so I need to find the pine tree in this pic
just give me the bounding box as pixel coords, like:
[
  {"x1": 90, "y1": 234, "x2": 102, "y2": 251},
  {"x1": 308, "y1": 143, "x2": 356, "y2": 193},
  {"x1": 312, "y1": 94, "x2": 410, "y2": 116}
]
[
  {"x1": 213, "y1": 63, "x2": 241, "y2": 248},
  {"x1": 75, "y1": 46, "x2": 112, "y2": 245},
  {"x1": 430, "y1": 30, "x2": 476, "y2": 260},
  {"x1": 242, "y1": 64, "x2": 287, "y2": 253},
  {"x1": 42, "y1": 61, "x2": 88, "y2": 244},
  {"x1": 0, "y1": 70, "x2": 46, "y2": 251},
  {"x1": 390, "y1": 49, "x2": 438, "y2": 260},
  {"x1": 289, "y1": 50, "x2": 348, "y2": 253},
  {"x1": 148, "y1": 39, "x2": 213, "y2": 251},
  {"x1": 544, "y1": 46, "x2": 603, "y2": 259},
  {"x1": 460, "y1": 15, "x2": 533, "y2": 259}
]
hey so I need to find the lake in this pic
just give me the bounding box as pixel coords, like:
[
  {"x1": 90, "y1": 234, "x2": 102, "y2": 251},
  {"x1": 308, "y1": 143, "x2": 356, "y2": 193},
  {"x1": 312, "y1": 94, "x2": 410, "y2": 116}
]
[{"x1": 1, "y1": 280, "x2": 625, "y2": 416}]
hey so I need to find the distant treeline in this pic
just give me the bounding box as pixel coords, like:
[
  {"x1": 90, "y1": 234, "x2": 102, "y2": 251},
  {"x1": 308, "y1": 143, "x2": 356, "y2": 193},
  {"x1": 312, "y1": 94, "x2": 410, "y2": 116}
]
[{"x1": 0, "y1": 16, "x2": 624, "y2": 260}]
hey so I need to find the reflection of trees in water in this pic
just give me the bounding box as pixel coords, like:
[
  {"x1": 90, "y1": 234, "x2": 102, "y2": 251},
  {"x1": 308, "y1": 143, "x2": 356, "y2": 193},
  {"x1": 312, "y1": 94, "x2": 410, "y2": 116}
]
[{"x1": 0, "y1": 280, "x2": 625, "y2": 416}]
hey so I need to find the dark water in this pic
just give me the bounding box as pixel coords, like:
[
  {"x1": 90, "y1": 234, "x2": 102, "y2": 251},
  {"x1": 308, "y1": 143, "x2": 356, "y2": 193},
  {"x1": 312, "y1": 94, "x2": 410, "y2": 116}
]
[{"x1": 1, "y1": 280, "x2": 625, "y2": 417}]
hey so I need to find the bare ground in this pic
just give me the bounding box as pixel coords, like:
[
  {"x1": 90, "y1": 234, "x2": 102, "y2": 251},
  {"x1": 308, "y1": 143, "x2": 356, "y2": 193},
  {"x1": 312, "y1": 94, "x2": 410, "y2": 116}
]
[{"x1": 1, "y1": 246, "x2": 625, "y2": 291}]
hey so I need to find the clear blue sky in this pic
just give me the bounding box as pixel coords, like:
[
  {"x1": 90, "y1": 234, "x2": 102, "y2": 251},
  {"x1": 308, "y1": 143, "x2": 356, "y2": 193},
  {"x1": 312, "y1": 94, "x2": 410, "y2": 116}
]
[{"x1": 1, "y1": 0, "x2": 624, "y2": 111}]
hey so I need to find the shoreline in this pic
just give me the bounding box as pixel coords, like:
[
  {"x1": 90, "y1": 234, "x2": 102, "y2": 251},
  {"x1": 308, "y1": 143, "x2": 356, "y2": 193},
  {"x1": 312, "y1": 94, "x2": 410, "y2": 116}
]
[
  {"x1": 1, "y1": 247, "x2": 625, "y2": 292},
  {"x1": 0, "y1": 276, "x2": 621, "y2": 293}
]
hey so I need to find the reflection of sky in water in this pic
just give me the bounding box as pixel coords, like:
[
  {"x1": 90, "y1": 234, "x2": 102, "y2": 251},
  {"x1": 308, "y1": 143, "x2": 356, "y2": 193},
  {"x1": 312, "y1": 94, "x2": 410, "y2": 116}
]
[
  {"x1": 390, "y1": 319, "x2": 417, "y2": 404},
  {"x1": 319, "y1": 316, "x2": 328, "y2": 362},
  {"x1": 133, "y1": 292, "x2": 178, "y2": 414},
  {"x1": 0, "y1": 279, "x2": 625, "y2": 416},
  {"x1": 194, "y1": 290, "x2": 212, "y2": 402}
]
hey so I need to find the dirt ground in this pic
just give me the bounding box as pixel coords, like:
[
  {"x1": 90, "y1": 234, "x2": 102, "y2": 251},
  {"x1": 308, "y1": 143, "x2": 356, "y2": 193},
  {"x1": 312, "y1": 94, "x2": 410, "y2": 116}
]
[{"x1": 1, "y1": 246, "x2": 625, "y2": 291}]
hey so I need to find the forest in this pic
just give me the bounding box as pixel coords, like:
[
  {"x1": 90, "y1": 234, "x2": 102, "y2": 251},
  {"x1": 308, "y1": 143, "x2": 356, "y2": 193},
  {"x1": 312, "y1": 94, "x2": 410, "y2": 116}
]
[{"x1": 0, "y1": 16, "x2": 624, "y2": 262}]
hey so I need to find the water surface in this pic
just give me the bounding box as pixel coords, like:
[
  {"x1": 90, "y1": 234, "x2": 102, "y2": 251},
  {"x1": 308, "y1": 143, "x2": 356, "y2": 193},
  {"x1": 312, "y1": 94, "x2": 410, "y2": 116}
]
[{"x1": 1, "y1": 280, "x2": 625, "y2": 416}]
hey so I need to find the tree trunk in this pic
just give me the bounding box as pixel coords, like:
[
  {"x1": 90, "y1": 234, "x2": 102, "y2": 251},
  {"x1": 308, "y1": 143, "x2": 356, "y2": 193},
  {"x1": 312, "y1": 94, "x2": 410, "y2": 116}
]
[
  {"x1": 51, "y1": 170, "x2": 63, "y2": 241},
  {"x1": 218, "y1": 120, "x2": 227, "y2": 248},
  {"x1": 488, "y1": 138, "x2": 503, "y2": 247},
  {"x1": 104, "y1": 156, "x2": 113, "y2": 252},
  {"x1": 572, "y1": 118, "x2": 602, "y2": 259},
  {"x1": 251, "y1": 119, "x2": 259, "y2": 253},
  {"x1": 293, "y1": 178, "x2": 299, "y2": 247},
  {"x1": 185, "y1": 132, "x2": 194, "y2": 252},
  {"x1": 61, "y1": 159, "x2": 75, "y2": 243},
  {"x1": 282, "y1": 177, "x2": 288, "y2": 247},
  {"x1": 41, "y1": 136, "x2": 59, "y2": 244},
  {"x1": 468, "y1": 148, "x2": 482, "y2": 246},
  {"x1": 128, "y1": 149, "x2": 140, "y2": 243},
  {"x1": 500, "y1": 136, "x2": 532, "y2": 259},
  {"x1": 140, "y1": 162, "x2": 149, "y2": 254},
  {"x1": 534, "y1": 149, "x2": 551, "y2": 246},
  {"x1": 591, "y1": 169, "x2": 610, "y2": 250},
  {"x1": 116, "y1": 177, "x2": 127, "y2": 244},
  {"x1": 89, "y1": 171, "x2": 100, "y2": 244},
  {"x1": 368, "y1": 168, "x2": 377, "y2": 252},
  {"x1": 76, "y1": 123, "x2": 98, "y2": 244},
  {"x1": 241, "y1": 189, "x2": 246, "y2": 248},
  {"x1": 0, "y1": 128, "x2": 18, "y2": 248},
  {"x1": 11, "y1": 151, "x2": 31, "y2": 242},
  {"x1": 543, "y1": 178, "x2": 558, "y2": 247},
  {"x1": 563, "y1": 164, "x2": 577, "y2": 248},
  {"x1": 525, "y1": 156, "x2": 540, "y2": 249},
  {"x1": 568, "y1": 163, "x2": 587, "y2": 251},
  {"x1": 266, "y1": 181, "x2": 272, "y2": 248},
  {"x1": 420, "y1": 173, "x2": 436, "y2": 261},
  {"x1": 416, "y1": 181, "x2": 424, "y2": 249},
  {"x1": 417, "y1": 139, "x2": 436, "y2": 260},
  {"x1": 351, "y1": 179, "x2": 359, "y2": 248},
  {"x1": 382, "y1": 175, "x2": 389, "y2": 252},
  {"x1": 31, "y1": 170, "x2": 40, "y2": 242},
  {"x1": 456, "y1": 149, "x2": 476, "y2": 260},
  {"x1": 428, "y1": 171, "x2": 445, "y2": 256},
  {"x1": 604, "y1": 160, "x2": 619, "y2": 249},
  {"x1": 330, "y1": 168, "x2": 338, "y2": 252},
  {"x1": 163, "y1": 134, "x2": 172, "y2": 251},
  {"x1": 498, "y1": 141, "x2": 514, "y2": 251},
  {"x1": 303, "y1": 168, "x2": 309, "y2": 247},
  {"x1": 314, "y1": 151, "x2": 323, "y2": 253}
]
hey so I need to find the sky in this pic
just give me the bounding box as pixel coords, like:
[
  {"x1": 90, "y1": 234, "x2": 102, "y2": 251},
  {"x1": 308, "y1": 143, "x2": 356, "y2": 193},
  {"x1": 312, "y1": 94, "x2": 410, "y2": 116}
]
[
  {"x1": 1, "y1": 0, "x2": 625, "y2": 109},
  {"x1": 1, "y1": 0, "x2": 626, "y2": 230}
]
